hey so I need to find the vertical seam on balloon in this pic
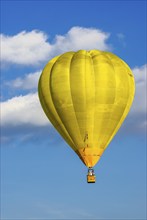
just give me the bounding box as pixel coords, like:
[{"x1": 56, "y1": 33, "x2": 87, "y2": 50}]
[
  {"x1": 50, "y1": 52, "x2": 84, "y2": 150},
  {"x1": 93, "y1": 52, "x2": 113, "y2": 149},
  {"x1": 91, "y1": 51, "x2": 106, "y2": 149},
  {"x1": 49, "y1": 55, "x2": 76, "y2": 144},
  {"x1": 101, "y1": 53, "x2": 132, "y2": 148},
  {"x1": 69, "y1": 52, "x2": 84, "y2": 148},
  {"x1": 90, "y1": 53, "x2": 95, "y2": 149},
  {"x1": 85, "y1": 52, "x2": 87, "y2": 145},
  {"x1": 38, "y1": 64, "x2": 63, "y2": 129},
  {"x1": 115, "y1": 57, "x2": 135, "y2": 113},
  {"x1": 106, "y1": 74, "x2": 132, "y2": 147},
  {"x1": 48, "y1": 55, "x2": 77, "y2": 149},
  {"x1": 98, "y1": 52, "x2": 117, "y2": 149},
  {"x1": 39, "y1": 62, "x2": 76, "y2": 150}
]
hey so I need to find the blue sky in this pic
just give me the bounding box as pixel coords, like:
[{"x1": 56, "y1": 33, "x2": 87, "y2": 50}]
[{"x1": 1, "y1": 1, "x2": 146, "y2": 219}]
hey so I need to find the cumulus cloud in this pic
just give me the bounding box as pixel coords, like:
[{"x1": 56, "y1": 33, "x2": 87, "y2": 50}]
[
  {"x1": 131, "y1": 64, "x2": 146, "y2": 115},
  {"x1": 5, "y1": 70, "x2": 41, "y2": 90},
  {"x1": 50, "y1": 26, "x2": 111, "y2": 55},
  {"x1": 1, "y1": 93, "x2": 48, "y2": 127},
  {"x1": 1, "y1": 30, "x2": 51, "y2": 65},
  {"x1": 124, "y1": 64, "x2": 146, "y2": 134},
  {"x1": 1, "y1": 27, "x2": 111, "y2": 66}
]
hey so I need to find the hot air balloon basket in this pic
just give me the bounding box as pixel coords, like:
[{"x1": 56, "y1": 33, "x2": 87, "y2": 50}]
[{"x1": 87, "y1": 175, "x2": 96, "y2": 183}]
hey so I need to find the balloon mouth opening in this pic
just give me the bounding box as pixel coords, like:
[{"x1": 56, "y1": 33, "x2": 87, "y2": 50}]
[{"x1": 75, "y1": 148, "x2": 104, "y2": 167}]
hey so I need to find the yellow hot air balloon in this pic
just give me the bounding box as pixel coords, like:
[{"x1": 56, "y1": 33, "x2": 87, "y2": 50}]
[{"x1": 38, "y1": 50, "x2": 135, "y2": 183}]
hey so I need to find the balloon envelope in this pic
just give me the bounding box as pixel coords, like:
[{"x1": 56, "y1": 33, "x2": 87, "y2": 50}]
[{"x1": 38, "y1": 50, "x2": 135, "y2": 168}]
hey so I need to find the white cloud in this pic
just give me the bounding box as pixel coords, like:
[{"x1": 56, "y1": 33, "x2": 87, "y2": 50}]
[
  {"x1": 125, "y1": 64, "x2": 146, "y2": 133},
  {"x1": 1, "y1": 27, "x2": 111, "y2": 66},
  {"x1": 131, "y1": 64, "x2": 146, "y2": 115},
  {"x1": 6, "y1": 70, "x2": 41, "y2": 90},
  {"x1": 1, "y1": 93, "x2": 48, "y2": 127},
  {"x1": 133, "y1": 64, "x2": 146, "y2": 83},
  {"x1": 50, "y1": 26, "x2": 111, "y2": 55},
  {"x1": 1, "y1": 30, "x2": 51, "y2": 65}
]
